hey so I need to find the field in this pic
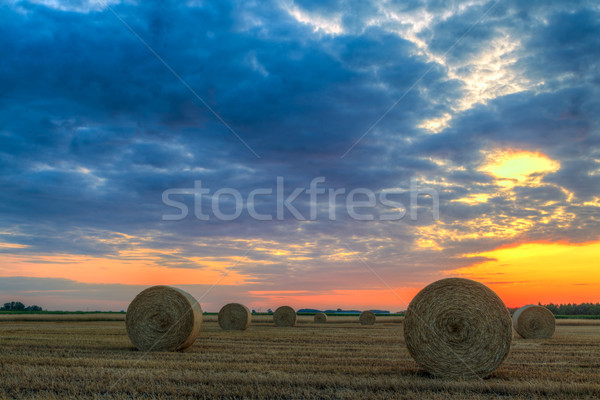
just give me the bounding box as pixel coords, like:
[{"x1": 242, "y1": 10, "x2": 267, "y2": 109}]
[{"x1": 1, "y1": 316, "x2": 599, "y2": 399}]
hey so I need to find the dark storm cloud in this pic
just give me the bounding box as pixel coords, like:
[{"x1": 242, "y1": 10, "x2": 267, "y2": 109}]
[
  {"x1": 517, "y1": 8, "x2": 600, "y2": 84},
  {"x1": 0, "y1": 0, "x2": 455, "y2": 250}
]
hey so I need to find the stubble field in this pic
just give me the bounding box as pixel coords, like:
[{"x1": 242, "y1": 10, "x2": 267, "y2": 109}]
[{"x1": 1, "y1": 315, "x2": 599, "y2": 399}]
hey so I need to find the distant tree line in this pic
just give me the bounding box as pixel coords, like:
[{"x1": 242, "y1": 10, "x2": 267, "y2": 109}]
[
  {"x1": 1, "y1": 301, "x2": 43, "y2": 311},
  {"x1": 2, "y1": 301, "x2": 599, "y2": 315},
  {"x1": 542, "y1": 302, "x2": 600, "y2": 315}
]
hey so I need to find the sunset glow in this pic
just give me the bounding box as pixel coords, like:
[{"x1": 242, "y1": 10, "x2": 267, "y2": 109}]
[
  {"x1": 480, "y1": 149, "x2": 560, "y2": 185},
  {"x1": 452, "y1": 241, "x2": 600, "y2": 307},
  {"x1": 0, "y1": 253, "x2": 250, "y2": 286}
]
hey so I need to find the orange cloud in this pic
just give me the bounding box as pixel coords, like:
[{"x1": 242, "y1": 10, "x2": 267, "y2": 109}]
[
  {"x1": 0, "y1": 252, "x2": 249, "y2": 286},
  {"x1": 450, "y1": 240, "x2": 600, "y2": 307}
]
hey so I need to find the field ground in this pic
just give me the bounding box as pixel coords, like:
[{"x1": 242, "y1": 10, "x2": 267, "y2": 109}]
[
  {"x1": 1, "y1": 317, "x2": 599, "y2": 399},
  {"x1": 0, "y1": 313, "x2": 403, "y2": 323}
]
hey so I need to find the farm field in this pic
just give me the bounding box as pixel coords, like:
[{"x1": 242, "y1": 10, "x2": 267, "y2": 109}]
[{"x1": 1, "y1": 317, "x2": 599, "y2": 399}]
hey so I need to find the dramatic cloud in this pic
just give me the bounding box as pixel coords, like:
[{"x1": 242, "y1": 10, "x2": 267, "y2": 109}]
[{"x1": 1, "y1": 0, "x2": 599, "y2": 310}]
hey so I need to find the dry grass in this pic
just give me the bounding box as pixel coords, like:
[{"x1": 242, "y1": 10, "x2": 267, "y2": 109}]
[
  {"x1": 0, "y1": 313, "x2": 126, "y2": 321},
  {"x1": 218, "y1": 303, "x2": 251, "y2": 331},
  {"x1": 359, "y1": 311, "x2": 376, "y2": 326},
  {"x1": 273, "y1": 306, "x2": 297, "y2": 327},
  {"x1": 0, "y1": 313, "x2": 405, "y2": 324},
  {"x1": 126, "y1": 286, "x2": 202, "y2": 352},
  {"x1": 555, "y1": 319, "x2": 600, "y2": 326},
  {"x1": 314, "y1": 313, "x2": 327, "y2": 323},
  {"x1": 513, "y1": 305, "x2": 555, "y2": 339},
  {"x1": 1, "y1": 317, "x2": 599, "y2": 399},
  {"x1": 404, "y1": 278, "x2": 512, "y2": 379}
]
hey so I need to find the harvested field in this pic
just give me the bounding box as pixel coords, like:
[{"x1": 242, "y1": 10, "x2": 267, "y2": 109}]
[
  {"x1": 0, "y1": 313, "x2": 126, "y2": 322},
  {"x1": 0, "y1": 316, "x2": 599, "y2": 399}
]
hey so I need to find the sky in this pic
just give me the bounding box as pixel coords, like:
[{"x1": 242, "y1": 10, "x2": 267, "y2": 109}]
[{"x1": 1, "y1": 0, "x2": 599, "y2": 311}]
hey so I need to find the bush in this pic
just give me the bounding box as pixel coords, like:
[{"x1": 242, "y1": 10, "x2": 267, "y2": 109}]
[{"x1": 1, "y1": 302, "x2": 43, "y2": 311}]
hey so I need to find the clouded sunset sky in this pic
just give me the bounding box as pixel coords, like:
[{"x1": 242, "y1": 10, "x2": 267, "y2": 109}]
[{"x1": 1, "y1": 0, "x2": 599, "y2": 311}]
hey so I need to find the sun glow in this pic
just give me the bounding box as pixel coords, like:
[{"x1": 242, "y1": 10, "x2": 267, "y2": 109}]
[
  {"x1": 480, "y1": 149, "x2": 560, "y2": 185},
  {"x1": 450, "y1": 241, "x2": 600, "y2": 306}
]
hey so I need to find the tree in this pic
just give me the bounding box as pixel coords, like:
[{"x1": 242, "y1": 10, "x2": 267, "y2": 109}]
[
  {"x1": 1, "y1": 301, "x2": 26, "y2": 311},
  {"x1": 541, "y1": 302, "x2": 600, "y2": 316},
  {"x1": 1, "y1": 301, "x2": 42, "y2": 311}
]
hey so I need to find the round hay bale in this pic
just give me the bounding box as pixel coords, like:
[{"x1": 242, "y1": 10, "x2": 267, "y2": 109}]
[
  {"x1": 403, "y1": 278, "x2": 512, "y2": 379},
  {"x1": 314, "y1": 312, "x2": 327, "y2": 323},
  {"x1": 273, "y1": 306, "x2": 296, "y2": 327},
  {"x1": 218, "y1": 303, "x2": 251, "y2": 331},
  {"x1": 513, "y1": 305, "x2": 555, "y2": 339},
  {"x1": 359, "y1": 310, "x2": 376, "y2": 325},
  {"x1": 126, "y1": 286, "x2": 202, "y2": 352}
]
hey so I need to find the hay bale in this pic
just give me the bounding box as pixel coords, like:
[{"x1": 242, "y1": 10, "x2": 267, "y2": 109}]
[
  {"x1": 218, "y1": 303, "x2": 251, "y2": 331},
  {"x1": 273, "y1": 306, "x2": 297, "y2": 327},
  {"x1": 359, "y1": 310, "x2": 376, "y2": 325},
  {"x1": 126, "y1": 286, "x2": 202, "y2": 351},
  {"x1": 314, "y1": 312, "x2": 327, "y2": 323},
  {"x1": 513, "y1": 305, "x2": 555, "y2": 339},
  {"x1": 403, "y1": 278, "x2": 512, "y2": 379}
]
